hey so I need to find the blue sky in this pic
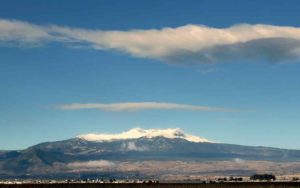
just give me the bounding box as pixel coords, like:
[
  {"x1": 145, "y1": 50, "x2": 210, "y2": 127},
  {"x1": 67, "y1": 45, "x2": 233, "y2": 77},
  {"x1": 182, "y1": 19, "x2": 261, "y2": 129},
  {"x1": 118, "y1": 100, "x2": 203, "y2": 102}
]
[{"x1": 0, "y1": 0, "x2": 300, "y2": 150}]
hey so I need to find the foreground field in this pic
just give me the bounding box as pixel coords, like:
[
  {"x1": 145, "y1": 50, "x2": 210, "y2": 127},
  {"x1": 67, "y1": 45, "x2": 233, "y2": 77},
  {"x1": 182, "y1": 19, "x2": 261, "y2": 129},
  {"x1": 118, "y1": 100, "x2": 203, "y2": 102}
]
[
  {"x1": 2, "y1": 160, "x2": 300, "y2": 179},
  {"x1": 1, "y1": 183, "x2": 300, "y2": 188}
]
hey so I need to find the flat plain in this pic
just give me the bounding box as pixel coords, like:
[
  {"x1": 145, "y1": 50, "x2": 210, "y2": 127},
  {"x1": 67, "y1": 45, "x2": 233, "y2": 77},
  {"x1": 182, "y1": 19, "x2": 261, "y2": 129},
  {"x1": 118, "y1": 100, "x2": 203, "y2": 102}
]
[{"x1": 1, "y1": 183, "x2": 300, "y2": 188}]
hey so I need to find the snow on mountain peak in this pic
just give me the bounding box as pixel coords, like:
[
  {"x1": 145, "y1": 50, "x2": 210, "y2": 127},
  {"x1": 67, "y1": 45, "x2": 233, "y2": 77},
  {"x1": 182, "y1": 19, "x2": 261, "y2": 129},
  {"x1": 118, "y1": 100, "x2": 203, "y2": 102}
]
[{"x1": 77, "y1": 128, "x2": 211, "y2": 143}]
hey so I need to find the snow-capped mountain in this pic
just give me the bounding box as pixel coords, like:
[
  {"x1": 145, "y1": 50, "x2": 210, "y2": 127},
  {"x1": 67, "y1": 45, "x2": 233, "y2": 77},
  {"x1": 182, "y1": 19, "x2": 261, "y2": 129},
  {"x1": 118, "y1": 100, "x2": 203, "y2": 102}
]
[
  {"x1": 77, "y1": 128, "x2": 211, "y2": 143},
  {"x1": 1, "y1": 128, "x2": 300, "y2": 179}
]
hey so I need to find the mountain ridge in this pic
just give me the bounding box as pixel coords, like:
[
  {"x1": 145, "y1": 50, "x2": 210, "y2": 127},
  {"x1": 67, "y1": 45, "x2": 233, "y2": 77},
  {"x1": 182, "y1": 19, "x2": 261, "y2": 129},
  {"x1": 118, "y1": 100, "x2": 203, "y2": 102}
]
[{"x1": 1, "y1": 128, "x2": 300, "y2": 179}]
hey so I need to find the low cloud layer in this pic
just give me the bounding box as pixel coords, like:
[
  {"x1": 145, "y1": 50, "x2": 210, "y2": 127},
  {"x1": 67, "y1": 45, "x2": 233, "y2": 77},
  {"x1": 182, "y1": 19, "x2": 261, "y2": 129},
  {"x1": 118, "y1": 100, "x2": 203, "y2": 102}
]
[
  {"x1": 1, "y1": 18, "x2": 300, "y2": 63},
  {"x1": 67, "y1": 160, "x2": 115, "y2": 171},
  {"x1": 57, "y1": 102, "x2": 235, "y2": 112}
]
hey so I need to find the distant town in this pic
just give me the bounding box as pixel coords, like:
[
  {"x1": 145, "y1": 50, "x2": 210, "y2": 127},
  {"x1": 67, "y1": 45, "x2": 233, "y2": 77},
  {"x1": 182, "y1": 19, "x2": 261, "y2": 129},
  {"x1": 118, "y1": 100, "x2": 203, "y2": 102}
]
[{"x1": 1, "y1": 174, "x2": 300, "y2": 185}]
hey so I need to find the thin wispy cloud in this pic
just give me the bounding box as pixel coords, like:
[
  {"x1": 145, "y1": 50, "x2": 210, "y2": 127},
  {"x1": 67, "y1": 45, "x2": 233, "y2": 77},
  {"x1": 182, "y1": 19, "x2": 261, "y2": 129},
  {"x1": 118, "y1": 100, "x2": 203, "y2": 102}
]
[
  {"x1": 1, "y1": 18, "x2": 300, "y2": 63},
  {"x1": 57, "y1": 102, "x2": 236, "y2": 112},
  {"x1": 198, "y1": 68, "x2": 222, "y2": 75}
]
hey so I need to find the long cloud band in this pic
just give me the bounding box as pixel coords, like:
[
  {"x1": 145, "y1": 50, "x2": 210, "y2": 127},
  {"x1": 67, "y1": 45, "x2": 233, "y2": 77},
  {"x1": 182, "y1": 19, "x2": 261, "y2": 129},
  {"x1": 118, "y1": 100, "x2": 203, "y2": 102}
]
[{"x1": 1, "y1": 18, "x2": 300, "y2": 63}]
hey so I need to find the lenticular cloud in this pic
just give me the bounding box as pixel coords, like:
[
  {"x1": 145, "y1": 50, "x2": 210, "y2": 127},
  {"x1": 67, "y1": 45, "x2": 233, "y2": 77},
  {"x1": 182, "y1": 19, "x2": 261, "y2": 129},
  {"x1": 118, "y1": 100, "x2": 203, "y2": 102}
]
[
  {"x1": 57, "y1": 102, "x2": 235, "y2": 112},
  {"x1": 1, "y1": 18, "x2": 300, "y2": 64}
]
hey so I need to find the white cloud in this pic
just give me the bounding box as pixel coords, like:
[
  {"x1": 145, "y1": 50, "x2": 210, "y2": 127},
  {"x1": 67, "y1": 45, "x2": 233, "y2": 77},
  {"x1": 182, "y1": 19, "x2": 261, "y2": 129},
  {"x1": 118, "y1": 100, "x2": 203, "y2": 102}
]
[
  {"x1": 57, "y1": 102, "x2": 235, "y2": 112},
  {"x1": 67, "y1": 160, "x2": 115, "y2": 170},
  {"x1": 233, "y1": 158, "x2": 245, "y2": 164},
  {"x1": 0, "y1": 19, "x2": 54, "y2": 46},
  {"x1": 1, "y1": 18, "x2": 300, "y2": 63},
  {"x1": 121, "y1": 141, "x2": 149, "y2": 151}
]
